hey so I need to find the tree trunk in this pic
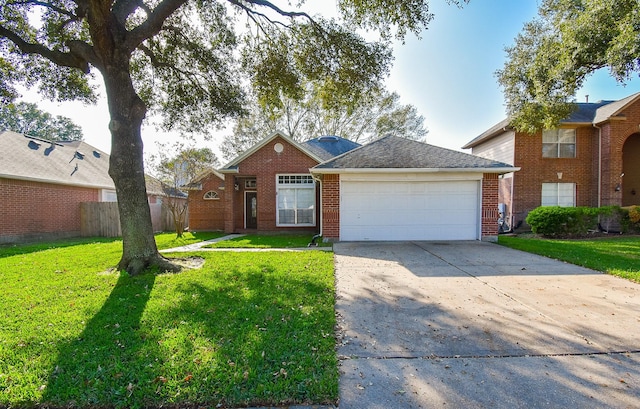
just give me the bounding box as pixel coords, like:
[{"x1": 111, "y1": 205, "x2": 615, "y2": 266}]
[{"x1": 103, "y1": 62, "x2": 179, "y2": 275}]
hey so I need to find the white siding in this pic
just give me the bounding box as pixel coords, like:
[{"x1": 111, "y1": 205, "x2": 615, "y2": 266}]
[{"x1": 471, "y1": 131, "x2": 515, "y2": 165}]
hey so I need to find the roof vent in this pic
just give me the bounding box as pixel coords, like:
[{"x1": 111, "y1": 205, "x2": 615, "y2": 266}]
[
  {"x1": 75, "y1": 151, "x2": 85, "y2": 159},
  {"x1": 93, "y1": 150, "x2": 101, "y2": 158},
  {"x1": 318, "y1": 135, "x2": 339, "y2": 142},
  {"x1": 28, "y1": 140, "x2": 41, "y2": 150}
]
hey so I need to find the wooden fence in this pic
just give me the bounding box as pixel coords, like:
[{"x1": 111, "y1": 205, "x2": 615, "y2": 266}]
[{"x1": 80, "y1": 201, "x2": 185, "y2": 237}]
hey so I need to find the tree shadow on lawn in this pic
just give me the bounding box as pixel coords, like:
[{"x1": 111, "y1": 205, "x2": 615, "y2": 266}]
[
  {"x1": 42, "y1": 272, "x2": 158, "y2": 408},
  {"x1": 0, "y1": 237, "x2": 119, "y2": 259},
  {"x1": 41, "y1": 254, "x2": 337, "y2": 408}
]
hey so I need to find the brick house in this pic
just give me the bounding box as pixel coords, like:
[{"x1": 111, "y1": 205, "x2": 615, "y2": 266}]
[
  {"x1": 463, "y1": 92, "x2": 640, "y2": 231},
  {"x1": 0, "y1": 130, "x2": 182, "y2": 243},
  {"x1": 189, "y1": 132, "x2": 517, "y2": 241},
  {"x1": 187, "y1": 132, "x2": 360, "y2": 234}
]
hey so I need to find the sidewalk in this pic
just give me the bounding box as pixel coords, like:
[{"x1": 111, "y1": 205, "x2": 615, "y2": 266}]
[{"x1": 159, "y1": 234, "x2": 332, "y2": 253}]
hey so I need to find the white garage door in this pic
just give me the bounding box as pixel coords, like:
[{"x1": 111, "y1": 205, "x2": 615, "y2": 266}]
[{"x1": 340, "y1": 180, "x2": 480, "y2": 241}]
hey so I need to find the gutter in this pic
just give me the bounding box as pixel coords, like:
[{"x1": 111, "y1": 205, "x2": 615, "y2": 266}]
[
  {"x1": 310, "y1": 167, "x2": 520, "y2": 175},
  {"x1": 310, "y1": 173, "x2": 323, "y2": 239},
  {"x1": 593, "y1": 123, "x2": 602, "y2": 207}
]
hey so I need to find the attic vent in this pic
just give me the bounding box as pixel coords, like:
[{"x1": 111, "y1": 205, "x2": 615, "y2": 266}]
[
  {"x1": 318, "y1": 135, "x2": 339, "y2": 142},
  {"x1": 93, "y1": 150, "x2": 101, "y2": 158},
  {"x1": 28, "y1": 140, "x2": 41, "y2": 150}
]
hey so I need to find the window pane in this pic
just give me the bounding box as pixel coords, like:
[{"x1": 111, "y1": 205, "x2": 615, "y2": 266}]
[
  {"x1": 279, "y1": 209, "x2": 295, "y2": 224},
  {"x1": 542, "y1": 143, "x2": 559, "y2": 158},
  {"x1": 558, "y1": 129, "x2": 576, "y2": 143},
  {"x1": 559, "y1": 144, "x2": 576, "y2": 158},
  {"x1": 297, "y1": 209, "x2": 314, "y2": 224},
  {"x1": 557, "y1": 183, "x2": 575, "y2": 207},
  {"x1": 542, "y1": 129, "x2": 559, "y2": 143},
  {"x1": 541, "y1": 183, "x2": 558, "y2": 206},
  {"x1": 278, "y1": 189, "x2": 295, "y2": 209},
  {"x1": 296, "y1": 188, "x2": 315, "y2": 209}
]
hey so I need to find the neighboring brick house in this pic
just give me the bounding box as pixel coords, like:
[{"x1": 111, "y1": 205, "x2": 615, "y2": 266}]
[
  {"x1": 189, "y1": 132, "x2": 516, "y2": 241},
  {"x1": 463, "y1": 92, "x2": 640, "y2": 231},
  {"x1": 0, "y1": 130, "x2": 181, "y2": 243}
]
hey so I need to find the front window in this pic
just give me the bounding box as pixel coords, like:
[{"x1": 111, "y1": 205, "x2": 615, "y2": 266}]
[
  {"x1": 276, "y1": 174, "x2": 315, "y2": 226},
  {"x1": 542, "y1": 129, "x2": 576, "y2": 158},
  {"x1": 542, "y1": 183, "x2": 575, "y2": 207}
]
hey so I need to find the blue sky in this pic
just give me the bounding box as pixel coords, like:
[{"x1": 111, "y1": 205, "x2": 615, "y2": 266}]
[{"x1": 19, "y1": 0, "x2": 640, "y2": 157}]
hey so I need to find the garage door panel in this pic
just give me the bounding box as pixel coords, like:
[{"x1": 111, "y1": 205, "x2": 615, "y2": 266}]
[{"x1": 340, "y1": 180, "x2": 479, "y2": 241}]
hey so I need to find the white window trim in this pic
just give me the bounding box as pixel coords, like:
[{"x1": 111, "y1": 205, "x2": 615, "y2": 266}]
[
  {"x1": 203, "y1": 190, "x2": 219, "y2": 200},
  {"x1": 542, "y1": 129, "x2": 576, "y2": 158},
  {"x1": 276, "y1": 174, "x2": 316, "y2": 227}
]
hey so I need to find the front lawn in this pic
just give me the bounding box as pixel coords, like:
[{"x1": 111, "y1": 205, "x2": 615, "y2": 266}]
[
  {"x1": 0, "y1": 240, "x2": 337, "y2": 408},
  {"x1": 498, "y1": 235, "x2": 640, "y2": 282},
  {"x1": 205, "y1": 234, "x2": 331, "y2": 249},
  {"x1": 154, "y1": 231, "x2": 227, "y2": 250}
]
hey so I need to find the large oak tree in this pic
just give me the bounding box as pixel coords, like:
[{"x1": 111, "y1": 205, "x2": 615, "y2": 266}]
[
  {"x1": 498, "y1": 0, "x2": 640, "y2": 132},
  {"x1": 220, "y1": 88, "x2": 428, "y2": 160},
  {"x1": 1, "y1": 0, "x2": 461, "y2": 274}
]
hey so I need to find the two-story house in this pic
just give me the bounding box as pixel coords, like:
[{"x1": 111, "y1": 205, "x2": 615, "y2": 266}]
[{"x1": 463, "y1": 92, "x2": 640, "y2": 231}]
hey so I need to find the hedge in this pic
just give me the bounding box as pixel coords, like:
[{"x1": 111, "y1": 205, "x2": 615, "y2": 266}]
[{"x1": 525, "y1": 206, "x2": 632, "y2": 237}]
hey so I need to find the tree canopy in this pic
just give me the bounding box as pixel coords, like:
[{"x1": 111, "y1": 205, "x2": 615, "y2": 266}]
[
  {"x1": 497, "y1": 0, "x2": 640, "y2": 133},
  {"x1": 1, "y1": 0, "x2": 461, "y2": 274},
  {"x1": 220, "y1": 88, "x2": 428, "y2": 160},
  {"x1": 0, "y1": 102, "x2": 84, "y2": 141}
]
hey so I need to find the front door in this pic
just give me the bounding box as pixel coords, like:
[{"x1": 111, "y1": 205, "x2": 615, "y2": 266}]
[{"x1": 245, "y1": 191, "x2": 257, "y2": 229}]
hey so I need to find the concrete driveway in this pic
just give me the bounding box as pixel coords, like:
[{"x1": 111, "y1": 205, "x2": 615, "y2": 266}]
[{"x1": 334, "y1": 241, "x2": 640, "y2": 409}]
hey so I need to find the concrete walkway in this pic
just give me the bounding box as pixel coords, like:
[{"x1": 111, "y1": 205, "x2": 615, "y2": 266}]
[
  {"x1": 159, "y1": 234, "x2": 332, "y2": 253},
  {"x1": 334, "y1": 241, "x2": 640, "y2": 409}
]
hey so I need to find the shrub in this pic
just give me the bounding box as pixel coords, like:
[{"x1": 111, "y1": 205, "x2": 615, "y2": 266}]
[
  {"x1": 629, "y1": 205, "x2": 640, "y2": 224},
  {"x1": 526, "y1": 206, "x2": 609, "y2": 236}
]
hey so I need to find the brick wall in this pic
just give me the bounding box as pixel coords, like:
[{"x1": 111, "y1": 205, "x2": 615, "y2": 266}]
[
  {"x1": 481, "y1": 173, "x2": 499, "y2": 240},
  {"x1": 511, "y1": 127, "x2": 598, "y2": 227},
  {"x1": 320, "y1": 174, "x2": 340, "y2": 239},
  {"x1": 0, "y1": 177, "x2": 99, "y2": 243},
  {"x1": 224, "y1": 136, "x2": 320, "y2": 234},
  {"x1": 188, "y1": 175, "x2": 225, "y2": 231}
]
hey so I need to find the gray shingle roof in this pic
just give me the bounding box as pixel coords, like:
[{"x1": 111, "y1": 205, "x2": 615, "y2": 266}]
[
  {"x1": 314, "y1": 135, "x2": 515, "y2": 171},
  {"x1": 464, "y1": 92, "x2": 640, "y2": 149},
  {"x1": 0, "y1": 130, "x2": 114, "y2": 189}
]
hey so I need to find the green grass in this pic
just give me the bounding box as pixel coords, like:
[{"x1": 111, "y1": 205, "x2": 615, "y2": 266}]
[
  {"x1": 498, "y1": 235, "x2": 640, "y2": 282},
  {"x1": 154, "y1": 231, "x2": 227, "y2": 250},
  {"x1": 205, "y1": 234, "x2": 331, "y2": 249},
  {"x1": 0, "y1": 240, "x2": 338, "y2": 408}
]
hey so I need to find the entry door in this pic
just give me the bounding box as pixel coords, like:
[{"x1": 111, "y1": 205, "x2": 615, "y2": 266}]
[{"x1": 245, "y1": 191, "x2": 257, "y2": 229}]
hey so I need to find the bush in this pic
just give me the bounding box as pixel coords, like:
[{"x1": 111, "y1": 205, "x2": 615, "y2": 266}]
[
  {"x1": 526, "y1": 206, "x2": 615, "y2": 237},
  {"x1": 629, "y1": 205, "x2": 640, "y2": 224}
]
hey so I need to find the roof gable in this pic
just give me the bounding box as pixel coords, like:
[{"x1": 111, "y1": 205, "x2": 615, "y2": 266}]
[
  {"x1": 221, "y1": 131, "x2": 323, "y2": 171},
  {"x1": 313, "y1": 135, "x2": 516, "y2": 173},
  {"x1": 0, "y1": 130, "x2": 114, "y2": 189}
]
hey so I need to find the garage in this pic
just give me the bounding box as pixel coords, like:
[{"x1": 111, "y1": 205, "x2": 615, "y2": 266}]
[
  {"x1": 340, "y1": 177, "x2": 480, "y2": 241},
  {"x1": 311, "y1": 136, "x2": 518, "y2": 242}
]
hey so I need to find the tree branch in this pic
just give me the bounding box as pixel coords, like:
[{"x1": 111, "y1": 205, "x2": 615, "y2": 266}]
[
  {"x1": 228, "y1": 0, "x2": 314, "y2": 21},
  {"x1": 125, "y1": 0, "x2": 188, "y2": 51},
  {"x1": 7, "y1": 0, "x2": 76, "y2": 19},
  {"x1": 0, "y1": 25, "x2": 90, "y2": 73}
]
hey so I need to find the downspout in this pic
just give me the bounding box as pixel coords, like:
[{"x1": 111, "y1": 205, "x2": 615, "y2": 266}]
[
  {"x1": 594, "y1": 123, "x2": 602, "y2": 207},
  {"x1": 310, "y1": 173, "x2": 323, "y2": 245}
]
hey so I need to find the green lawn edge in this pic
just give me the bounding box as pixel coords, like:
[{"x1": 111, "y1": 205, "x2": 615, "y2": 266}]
[{"x1": 498, "y1": 235, "x2": 640, "y2": 282}]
